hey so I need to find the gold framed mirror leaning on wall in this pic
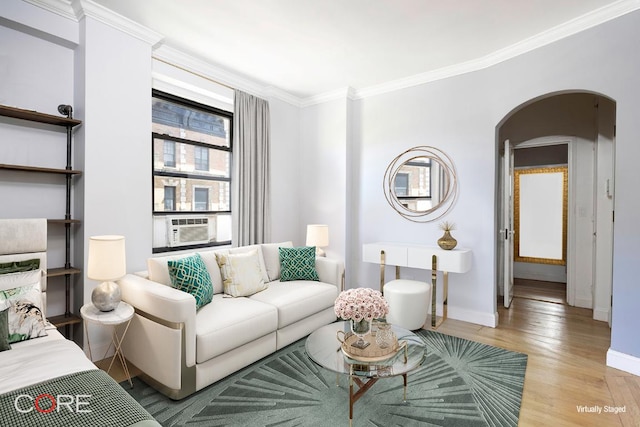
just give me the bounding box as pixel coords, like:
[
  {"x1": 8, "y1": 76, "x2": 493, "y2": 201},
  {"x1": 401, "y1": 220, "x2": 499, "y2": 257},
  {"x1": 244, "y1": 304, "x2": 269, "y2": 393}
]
[
  {"x1": 383, "y1": 146, "x2": 458, "y2": 222},
  {"x1": 514, "y1": 166, "x2": 568, "y2": 265}
]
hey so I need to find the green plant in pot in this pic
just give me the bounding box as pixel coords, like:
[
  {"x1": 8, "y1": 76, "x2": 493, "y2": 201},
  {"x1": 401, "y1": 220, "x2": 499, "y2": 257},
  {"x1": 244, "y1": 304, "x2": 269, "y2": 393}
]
[{"x1": 437, "y1": 221, "x2": 457, "y2": 250}]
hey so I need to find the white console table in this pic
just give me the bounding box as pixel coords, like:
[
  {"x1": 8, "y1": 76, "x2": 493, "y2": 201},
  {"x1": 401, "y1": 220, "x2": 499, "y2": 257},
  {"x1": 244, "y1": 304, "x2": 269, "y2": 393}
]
[{"x1": 363, "y1": 242, "x2": 472, "y2": 328}]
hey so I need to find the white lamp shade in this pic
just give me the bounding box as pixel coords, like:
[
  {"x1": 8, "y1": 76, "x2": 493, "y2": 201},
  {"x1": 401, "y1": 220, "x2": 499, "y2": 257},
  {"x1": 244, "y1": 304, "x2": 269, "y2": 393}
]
[
  {"x1": 87, "y1": 235, "x2": 126, "y2": 281},
  {"x1": 306, "y1": 224, "x2": 329, "y2": 247}
]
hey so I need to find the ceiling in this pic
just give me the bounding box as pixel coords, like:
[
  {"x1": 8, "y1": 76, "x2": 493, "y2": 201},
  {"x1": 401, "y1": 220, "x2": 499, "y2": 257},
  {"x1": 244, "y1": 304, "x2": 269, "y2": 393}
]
[{"x1": 91, "y1": 0, "x2": 631, "y2": 99}]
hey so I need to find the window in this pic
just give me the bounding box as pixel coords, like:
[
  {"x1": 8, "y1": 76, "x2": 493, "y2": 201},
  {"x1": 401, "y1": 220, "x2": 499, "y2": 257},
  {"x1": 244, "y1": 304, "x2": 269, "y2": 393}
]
[
  {"x1": 194, "y1": 187, "x2": 209, "y2": 211},
  {"x1": 152, "y1": 90, "x2": 233, "y2": 252},
  {"x1": 194, "y1": 146, "x2": 209, "y2": 171},
  {"x1": 394, "y1": 173, "x2": 409, "y2": 196},
  {"x1": 394, "y1": 158, "x2": 432, "y2": 211},
  {"x1": 164, "y1": 186, "x2": 176, "y2": 211},
  {"x1": 164, "y1": 141, "x2": 176, "y2": 167}
]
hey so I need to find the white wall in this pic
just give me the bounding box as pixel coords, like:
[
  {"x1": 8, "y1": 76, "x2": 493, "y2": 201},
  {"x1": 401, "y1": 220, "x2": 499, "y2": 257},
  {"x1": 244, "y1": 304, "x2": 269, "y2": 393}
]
[
  {"x1": 299, "y1": 96, "x2": 348, "y2": 262},
  {"x1": 352, "y1": 73, "x2": 497, "y2": 326},
  {"x1": 268, "y1": 96, "x2": 301, "y2": 244},
  {"x1": 73, "y1": 15, "x2": 154, "y2": 354}
]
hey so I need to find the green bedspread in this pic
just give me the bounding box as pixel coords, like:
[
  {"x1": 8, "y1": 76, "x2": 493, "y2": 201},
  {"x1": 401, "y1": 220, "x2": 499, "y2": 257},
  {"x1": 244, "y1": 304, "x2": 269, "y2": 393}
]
[{"x1": 0, "y1": 369, "x2": 160, "y2": 427}]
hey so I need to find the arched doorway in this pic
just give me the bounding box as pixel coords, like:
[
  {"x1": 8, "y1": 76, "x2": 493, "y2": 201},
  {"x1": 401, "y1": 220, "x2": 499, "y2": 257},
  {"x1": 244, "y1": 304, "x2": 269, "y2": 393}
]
[{"x1": 495, "y1": 91, "x2": 615, "y2": 323}]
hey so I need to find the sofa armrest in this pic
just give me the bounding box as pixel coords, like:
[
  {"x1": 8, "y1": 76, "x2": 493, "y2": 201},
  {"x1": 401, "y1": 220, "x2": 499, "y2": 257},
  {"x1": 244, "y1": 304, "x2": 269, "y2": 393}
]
[
  {"x1": 315, "y1": 257, "x2": 345, "y2": 291},
  {"x1": 117, "y1": 274, "x2": 197, "y2": 367}
]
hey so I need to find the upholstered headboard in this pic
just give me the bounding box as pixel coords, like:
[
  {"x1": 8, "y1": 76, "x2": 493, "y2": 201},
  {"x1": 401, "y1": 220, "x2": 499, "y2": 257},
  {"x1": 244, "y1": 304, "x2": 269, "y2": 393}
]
[{"x1": 0, "y1": 218, "x2": 48, "y2": 315}]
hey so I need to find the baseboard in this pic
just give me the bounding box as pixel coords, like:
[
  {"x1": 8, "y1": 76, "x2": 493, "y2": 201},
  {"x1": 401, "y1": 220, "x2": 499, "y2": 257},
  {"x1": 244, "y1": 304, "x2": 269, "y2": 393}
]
[
  {"x1": 448, "y1": 306, "x2": 498, "y2": 327},
  {"x1": 574, "y1": 297, "x2": 593, "y2": 309},
  {"x1": 606, "y1": 348, "x2": 640, "y2": 376},
  {"x1": 593, "y1": 307, "x2": 610, "y2": 322}
]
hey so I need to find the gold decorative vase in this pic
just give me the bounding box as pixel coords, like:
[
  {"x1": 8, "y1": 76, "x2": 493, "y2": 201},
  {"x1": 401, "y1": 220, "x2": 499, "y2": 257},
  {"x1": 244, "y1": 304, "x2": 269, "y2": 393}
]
[{"x1": 437, "y1": 230, "x2": 457, "y2": 250}]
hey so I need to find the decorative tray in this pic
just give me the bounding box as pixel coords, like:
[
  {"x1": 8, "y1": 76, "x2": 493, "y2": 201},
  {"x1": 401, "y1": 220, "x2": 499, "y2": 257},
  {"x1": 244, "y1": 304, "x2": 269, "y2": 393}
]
[{"x1": 337, "y1": 331, "x2": 407, "y2": 363}]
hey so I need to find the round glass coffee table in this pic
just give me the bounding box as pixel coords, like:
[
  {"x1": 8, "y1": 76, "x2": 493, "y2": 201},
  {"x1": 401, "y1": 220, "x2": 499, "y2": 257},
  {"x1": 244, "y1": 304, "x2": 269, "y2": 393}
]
[{"x1": 305, "y1": 321, "x2": 425, "y2": 426}]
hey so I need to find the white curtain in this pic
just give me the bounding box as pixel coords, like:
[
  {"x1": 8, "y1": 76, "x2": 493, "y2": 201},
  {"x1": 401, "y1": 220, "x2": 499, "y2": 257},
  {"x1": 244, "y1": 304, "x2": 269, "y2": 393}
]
[{"x1": 232, "y1": 90, "x2": 271, "y2": 246}]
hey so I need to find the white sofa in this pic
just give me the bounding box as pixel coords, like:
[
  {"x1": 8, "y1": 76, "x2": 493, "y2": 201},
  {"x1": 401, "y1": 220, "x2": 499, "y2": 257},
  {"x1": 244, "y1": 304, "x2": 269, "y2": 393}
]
[{"x1": 117, "y1": 242, "x2": 344, "y2": 400}]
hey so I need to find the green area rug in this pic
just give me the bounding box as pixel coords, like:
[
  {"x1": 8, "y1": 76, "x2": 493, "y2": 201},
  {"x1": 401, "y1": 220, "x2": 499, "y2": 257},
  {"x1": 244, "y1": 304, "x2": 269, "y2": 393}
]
[{"x1": 125, "y1": 329, "x2": 527, "y2": 426}]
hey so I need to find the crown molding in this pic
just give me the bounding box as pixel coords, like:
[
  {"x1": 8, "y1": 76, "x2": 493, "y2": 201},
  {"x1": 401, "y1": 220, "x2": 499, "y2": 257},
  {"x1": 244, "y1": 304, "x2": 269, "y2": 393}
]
[
  {"x1": 23, "y1": 0, "x2": 640, "y2": 107},
  {"x1": 263, "y1": 86, "x2": 303, "y2": 107},
  {"x1": 24, "y1": 0, "x2": 163, "y2": 45},
  {"x1": 23, "y1": 0, "x2": 76, "y2": 20},
  {"x1": 300, "y1": 87, "x2": 357, "y2": 108},
  {"x1": 352, "y1": 0, "x2": 640, "y2": 100},
  {"x1": 153, "y1": 44, "x2": 296, "y2": 104},
  {"x1": 71, "y1": 0, "x2": 163, "y2": 46}
]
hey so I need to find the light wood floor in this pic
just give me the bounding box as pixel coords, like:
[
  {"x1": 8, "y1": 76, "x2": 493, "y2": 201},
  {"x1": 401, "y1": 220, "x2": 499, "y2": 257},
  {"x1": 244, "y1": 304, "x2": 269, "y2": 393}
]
[
  {"x1": 99, "y1": 281, "x2": 639, "y2": 426},
  {"x1": 437, "y1": 281, "x2": 640, "y2": 426}
]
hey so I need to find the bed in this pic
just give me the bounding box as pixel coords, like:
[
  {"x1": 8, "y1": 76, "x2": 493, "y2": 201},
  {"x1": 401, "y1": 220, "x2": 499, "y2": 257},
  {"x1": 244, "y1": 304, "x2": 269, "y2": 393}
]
[{"x1": 0, "y1": 219, "x2": 159, "y2": 427}]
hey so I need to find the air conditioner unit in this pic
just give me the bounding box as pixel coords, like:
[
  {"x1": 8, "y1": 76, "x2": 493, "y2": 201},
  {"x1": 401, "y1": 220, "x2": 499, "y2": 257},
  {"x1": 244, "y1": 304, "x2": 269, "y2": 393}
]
[{"x1": 167, "y1": 217, "x2": 210, "y2": 247}]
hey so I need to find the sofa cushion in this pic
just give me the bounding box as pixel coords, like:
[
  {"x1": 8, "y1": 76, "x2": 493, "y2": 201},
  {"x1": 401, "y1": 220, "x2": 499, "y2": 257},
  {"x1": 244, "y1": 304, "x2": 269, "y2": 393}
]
[
  {"x1": 249, "y1": 281, "x2": 338, "y2": 329},
  {"x1": 216, "y1": 245, "x2": 270, "y2": 284},
  {"x1": 167, "y1": 254, "x2": 214, "y2": 310},
  {"x1": 215, "y1": 249, "x2": 267, "y2": 297},
  {"x1": 261, "y1": 241, "x2": 293, "y2": 282},
  {"x1": 195, "y1": 294, "x2": 277, "y2": 362},
  {"x1": 278, "y1": 246, "x2": 319, "y2": 282},
  {"x1": 148, "y1": 251, "x2": 224, "y2": 294}
]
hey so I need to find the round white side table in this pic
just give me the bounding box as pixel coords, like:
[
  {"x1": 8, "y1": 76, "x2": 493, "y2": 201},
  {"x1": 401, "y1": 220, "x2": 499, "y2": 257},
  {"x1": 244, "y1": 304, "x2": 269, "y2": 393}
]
[{"x1": 80, "y1": 301, "x2": 134, "y2": 388}]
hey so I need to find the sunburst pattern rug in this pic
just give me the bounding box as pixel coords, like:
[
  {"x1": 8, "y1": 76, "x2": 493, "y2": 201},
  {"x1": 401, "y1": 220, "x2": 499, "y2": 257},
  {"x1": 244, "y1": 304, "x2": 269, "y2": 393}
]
[{"x1": 125, "y1": 329, "x2": 527, "y2": 426}]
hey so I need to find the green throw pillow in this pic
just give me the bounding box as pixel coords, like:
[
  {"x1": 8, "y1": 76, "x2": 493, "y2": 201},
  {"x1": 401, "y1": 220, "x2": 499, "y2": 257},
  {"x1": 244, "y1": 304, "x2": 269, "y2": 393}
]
[
  {"x1": 168, "y1": 253, "x2": 214, "y2": 310},
  {"x1": 0, "y1": 307, "x2": 11, "y2": 352},
  {"x1": 0, "y1": 258, "x2": 40, "y2": 275},
  {"x1": 278, "y1": 246, "x2": 320, "y2": 282}
]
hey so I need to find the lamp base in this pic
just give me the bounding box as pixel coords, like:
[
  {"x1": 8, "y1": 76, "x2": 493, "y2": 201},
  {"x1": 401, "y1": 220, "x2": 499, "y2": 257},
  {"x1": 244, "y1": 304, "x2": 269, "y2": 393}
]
[{"x1": 91, "y1": 281, "x2": 121, "y2": 312}]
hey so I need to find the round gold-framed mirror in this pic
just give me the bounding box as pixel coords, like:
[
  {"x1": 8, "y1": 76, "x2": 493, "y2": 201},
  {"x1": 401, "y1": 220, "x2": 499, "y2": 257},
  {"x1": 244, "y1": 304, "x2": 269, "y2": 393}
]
[{"x1": 383, "y1": 146, "x2": 458, "y2": 222}]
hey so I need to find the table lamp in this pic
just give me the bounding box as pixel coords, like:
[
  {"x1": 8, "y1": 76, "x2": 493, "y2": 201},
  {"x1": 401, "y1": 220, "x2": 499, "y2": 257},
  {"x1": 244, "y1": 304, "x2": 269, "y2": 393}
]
[
  {"x1": 88, "y1": 235, "x2": 126, "y2": 311},
  {"x1": 306, "y1": 224, "x2": 329, "y2": 257}
]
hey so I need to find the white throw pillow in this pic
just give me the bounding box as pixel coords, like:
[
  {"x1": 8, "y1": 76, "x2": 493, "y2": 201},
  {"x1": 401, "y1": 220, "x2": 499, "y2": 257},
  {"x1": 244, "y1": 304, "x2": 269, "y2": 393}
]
[
  {"x1": 215, "y1": 249, "x2": 268, "y2": 297},
  {"x1": 0, "y1": 270, "x2": 47, "y2": 343}
]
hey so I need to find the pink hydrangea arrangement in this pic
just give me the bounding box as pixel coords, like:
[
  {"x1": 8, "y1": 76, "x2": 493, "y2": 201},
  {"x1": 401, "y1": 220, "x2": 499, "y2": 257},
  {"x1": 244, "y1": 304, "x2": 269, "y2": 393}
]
[{"x1": 334, "y1": 288, "x2": 389, "y2": 322}]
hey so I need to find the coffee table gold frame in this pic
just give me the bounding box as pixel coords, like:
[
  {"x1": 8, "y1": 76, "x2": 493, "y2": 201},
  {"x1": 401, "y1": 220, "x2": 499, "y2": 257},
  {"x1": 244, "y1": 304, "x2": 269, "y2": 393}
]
[
  {"x1": 346, "y1": 343, "x2": 408, "y2": 426},
  {"x1": 306, "y1": 322, "x2": 424, "y2": 427},
  {"x1": 379, "y1": 250, "x2": 447, "y2": 329}
]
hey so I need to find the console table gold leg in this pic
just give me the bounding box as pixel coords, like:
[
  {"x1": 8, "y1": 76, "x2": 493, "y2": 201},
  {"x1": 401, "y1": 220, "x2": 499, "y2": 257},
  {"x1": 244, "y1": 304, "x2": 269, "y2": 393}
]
[
  {"x1": 380, "y1": 250, "x2": 386, "y2": 295},
  {"x1": 442, "y1": 271, "x2": 449, "y2": 325},
  {"x1": 431, "y1": 268, "x2": 448, "y2": 329},
  {"x1": 431, "y1": 255, "x2": 437, "y2": 328}
]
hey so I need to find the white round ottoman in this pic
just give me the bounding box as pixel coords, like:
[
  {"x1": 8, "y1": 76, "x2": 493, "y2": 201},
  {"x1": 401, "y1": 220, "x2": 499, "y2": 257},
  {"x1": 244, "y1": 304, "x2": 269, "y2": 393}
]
[{"x1": 384, "y1": 279, "x2": 431, "y2": 330}]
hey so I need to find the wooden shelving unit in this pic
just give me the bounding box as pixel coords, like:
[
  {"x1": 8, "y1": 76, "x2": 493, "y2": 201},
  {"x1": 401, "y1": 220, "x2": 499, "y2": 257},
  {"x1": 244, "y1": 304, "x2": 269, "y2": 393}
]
[{"x1": 0, "y1": 104, "x2": 83, "y2": 336}]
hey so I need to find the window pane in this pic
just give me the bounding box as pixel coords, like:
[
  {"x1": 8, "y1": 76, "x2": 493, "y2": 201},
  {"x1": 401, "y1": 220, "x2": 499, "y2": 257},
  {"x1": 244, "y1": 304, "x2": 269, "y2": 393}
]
[
  {"x1": 395, "y1": 173, "x2": 409, "y2": 196},
  {"x1": 163, "y1": 141, "x2": 176, "y2": 167},
  {"x1": 152, "y1": 91, "x2": 232, "y2": 253},
  {"x1": 397, "y1": 158, "x2": 431, "y2": 197},
  {"x1": 164, "y1": 186, "x2": 176, "y2": 210},
  {"x1": 194, "y1": 187, "x2": 209, "y2": 211},
  {"x1": 152, "y1": 97, "x2": 230, "y2": 148},
  {"x1": 154, "y1": 176, "x2": 229, "y2": 212},
  {"x1": 194, "y1": 146, "x2": 209, "y2": 171},
  {"x1": 153, "y1": 138, "x2": 229, "y2": 178}
]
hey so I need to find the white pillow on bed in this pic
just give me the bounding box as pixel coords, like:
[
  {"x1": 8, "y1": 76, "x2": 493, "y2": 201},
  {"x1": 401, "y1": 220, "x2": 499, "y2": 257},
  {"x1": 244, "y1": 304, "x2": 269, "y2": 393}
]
[{"x1": 0, "y1": 270, "x2": 47, "y2": 343}]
